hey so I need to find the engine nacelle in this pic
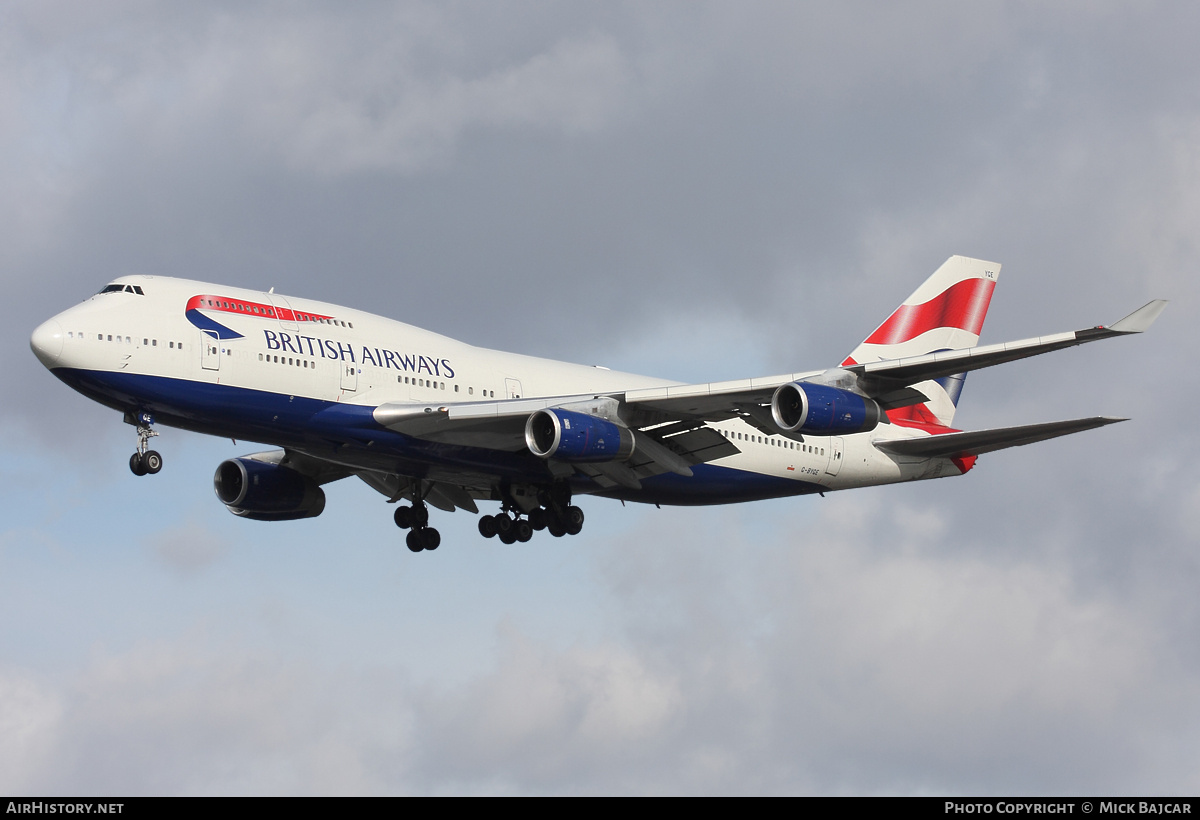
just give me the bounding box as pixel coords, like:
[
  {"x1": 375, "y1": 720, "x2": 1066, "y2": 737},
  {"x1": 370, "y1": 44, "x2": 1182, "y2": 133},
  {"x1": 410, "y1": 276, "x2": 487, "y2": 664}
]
[
  {"x1": 213, "y1": 458, "x2": 326, "y2": 521},
  {"x1": 525, "y1": 408, "x2": 636, "y2": 462},
  {"x1": 771, "y1": 382, "x2": 881, "y2": 436}
]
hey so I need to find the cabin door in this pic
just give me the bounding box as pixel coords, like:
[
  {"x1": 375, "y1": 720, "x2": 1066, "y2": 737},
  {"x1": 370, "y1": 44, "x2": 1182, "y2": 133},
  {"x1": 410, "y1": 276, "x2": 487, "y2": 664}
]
[
  {"x1": 266, "y1": 294, "x2": 299, "y2": 331},
  {"x1": 201, "y1": 331, "x2": 221, "y2": 371},
  {"x1": 824, "y1": 437, "x2": 844, "y2": 477}
]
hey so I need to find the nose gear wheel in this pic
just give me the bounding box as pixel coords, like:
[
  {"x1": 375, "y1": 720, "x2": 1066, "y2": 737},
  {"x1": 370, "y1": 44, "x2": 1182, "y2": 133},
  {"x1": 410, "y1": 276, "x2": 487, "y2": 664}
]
[{"x1": 128, "y1": 413, "x2": 163, "y2": 476}]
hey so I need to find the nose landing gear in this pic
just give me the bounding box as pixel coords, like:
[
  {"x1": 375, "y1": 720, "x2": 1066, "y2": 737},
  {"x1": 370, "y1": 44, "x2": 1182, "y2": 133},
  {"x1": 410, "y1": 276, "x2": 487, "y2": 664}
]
[{"x1": 127, "y1": 412, "x2": 163, "y2": 477}]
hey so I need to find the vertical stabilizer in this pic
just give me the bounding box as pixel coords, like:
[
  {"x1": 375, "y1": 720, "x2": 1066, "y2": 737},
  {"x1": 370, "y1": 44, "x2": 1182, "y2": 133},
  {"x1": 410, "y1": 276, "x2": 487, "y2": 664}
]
[{"x1": 842, "y1": 256, "x2": 1000, "y2": 427}]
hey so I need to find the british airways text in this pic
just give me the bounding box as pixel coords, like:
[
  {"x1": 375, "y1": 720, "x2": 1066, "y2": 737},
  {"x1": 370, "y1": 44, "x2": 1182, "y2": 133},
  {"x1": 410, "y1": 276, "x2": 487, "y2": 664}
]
[{"x1": 263, "y1": 330, "x2": 454, "y2": 377}]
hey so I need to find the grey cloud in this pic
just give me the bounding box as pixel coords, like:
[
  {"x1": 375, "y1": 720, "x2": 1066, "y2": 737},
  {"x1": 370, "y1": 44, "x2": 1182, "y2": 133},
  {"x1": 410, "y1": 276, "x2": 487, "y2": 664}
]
[
  {"x1": 9, "y1": 484, "x2": 1197, "y2": 795},
  {"x1": 4, "y1": 0, "x2": 1198, "y2": 795},
  {"x1": 3, "y1": 644, "x2": 415, "y2": 795},
  {"x1": 146, "y1": 520, "x2": 229, "y2": 575},
  {"x1": 0, "y1": 670, "x2": 64, "y2": 793}
]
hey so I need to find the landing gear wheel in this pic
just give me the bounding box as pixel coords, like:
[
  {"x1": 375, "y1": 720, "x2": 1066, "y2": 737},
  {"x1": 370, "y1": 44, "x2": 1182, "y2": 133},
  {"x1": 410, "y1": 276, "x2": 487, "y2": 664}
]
[
  {"x1": 528, "y1": 508, "x2": 548, "y2": 531},
  {"x1": 422, "y1": 528, "x2": 441, "y2": 551},
  {"x1": 564, "y1": 505, "x2": 583, "y2": 536},
  {"x1": 547, "y1": 521, "x2": 567, "y2": 538},
  {"x1": 143, "y1": 450, "x2": 163, "y2": 475},
  {"x1": 129, "y1": 413, "x2": 161, "y2": 475},
  {"x1": 402, "y1": 489, "x2": 437, "y2": 552},
  {"x1": 478, "y1": 515, "x2": 498, "y2": 538},
  {"x1": 515, "y1": 519, "x2": 533, "y2": 543},
  {"x1": 494, "y1": 513, "x2": 514, "y2": 537},
  {"x1": 394, "y1": 506, "x2": 414, "y2": 529},
  {"x1": 406, "y1": 530, "x2": 425, "y2": 552},
  {"x1": 499, "y1": 527, "x2": 518, "y2": 545}
]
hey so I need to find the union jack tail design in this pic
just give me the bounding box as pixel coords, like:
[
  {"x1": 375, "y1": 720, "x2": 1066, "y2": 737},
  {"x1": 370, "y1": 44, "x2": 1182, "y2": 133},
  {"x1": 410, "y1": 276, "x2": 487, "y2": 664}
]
[{"x1": 842, "y1": 255, "x2": 1000, "y2": 428}]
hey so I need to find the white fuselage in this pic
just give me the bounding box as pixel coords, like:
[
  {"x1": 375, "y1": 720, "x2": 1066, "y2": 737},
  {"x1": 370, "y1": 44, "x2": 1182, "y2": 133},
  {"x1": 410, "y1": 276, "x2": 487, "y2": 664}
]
[{"x1": 32, "y1": 275, "x2": 957, "y2": 506}]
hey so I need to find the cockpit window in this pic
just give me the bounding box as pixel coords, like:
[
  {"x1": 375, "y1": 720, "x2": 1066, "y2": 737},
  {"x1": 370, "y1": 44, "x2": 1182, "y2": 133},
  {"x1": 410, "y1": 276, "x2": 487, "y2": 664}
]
[{"x1": 97, "y1": 283, "x2": 146, "y2": 295}]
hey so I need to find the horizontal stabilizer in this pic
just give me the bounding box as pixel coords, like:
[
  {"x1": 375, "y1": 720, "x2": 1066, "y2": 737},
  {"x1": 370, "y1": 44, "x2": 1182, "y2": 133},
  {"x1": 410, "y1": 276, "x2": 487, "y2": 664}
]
[
  {"x1": 1109, "y1": 299, "x2": 1169, "y2": 333},
  {"x1": 874, "y1": 416, "x2": 1126, "y2": 459}
]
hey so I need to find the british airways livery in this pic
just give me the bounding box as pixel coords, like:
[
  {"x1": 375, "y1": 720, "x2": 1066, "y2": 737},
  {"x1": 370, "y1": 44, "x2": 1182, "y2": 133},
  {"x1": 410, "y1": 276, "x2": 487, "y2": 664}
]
[{"x1": 29, "y1": 257, "x2": 1165, "y2": 552}]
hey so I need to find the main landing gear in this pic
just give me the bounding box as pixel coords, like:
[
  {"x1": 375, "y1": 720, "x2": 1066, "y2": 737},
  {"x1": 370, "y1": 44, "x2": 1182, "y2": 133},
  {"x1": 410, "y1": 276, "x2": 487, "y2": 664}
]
[
  {"x1": 393, "y1": 501, "x2": 441, "y2": 553},
  {"x1": 478, "y1": 498, "x2": 585, "y2": 544},
  {"x1": 128, "y1": 412, "x2": 163, "y2": 477},
  {"x1": 391, "y1": 484, "x2": 584, "y2": 553}
]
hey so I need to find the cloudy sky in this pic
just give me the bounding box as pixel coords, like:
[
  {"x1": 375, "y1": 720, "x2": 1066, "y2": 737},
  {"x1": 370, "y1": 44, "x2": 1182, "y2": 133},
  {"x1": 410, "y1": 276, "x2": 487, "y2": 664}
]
[{"x1": 2, "y1": 0, "x2": 1197, "y2": 795}]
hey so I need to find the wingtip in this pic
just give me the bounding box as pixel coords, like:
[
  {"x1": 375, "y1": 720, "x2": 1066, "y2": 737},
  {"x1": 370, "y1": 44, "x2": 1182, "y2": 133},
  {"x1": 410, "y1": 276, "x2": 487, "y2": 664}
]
[{"x1": 1109, "y1": 299, "x2": 1168, "y2": 333}]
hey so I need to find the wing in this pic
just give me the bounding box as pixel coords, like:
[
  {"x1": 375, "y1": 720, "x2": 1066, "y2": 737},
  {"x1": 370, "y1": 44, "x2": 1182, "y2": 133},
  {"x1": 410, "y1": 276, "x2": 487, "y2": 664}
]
[
  {"x1": 369, "y1": 300, "x2": 1163, "y2": 481},
  {"x1": 238, "y1": 448, "x2": 356, "y2": 483},
  {"x1": 619, "y1": 299, "x2": 1168, "y2": 420},
  {"x1": 372, "y1": 396, "x2": 739, "y2": 488},
  {"x1": 873, "y1": 417, "x2": 1126, "y2": 459}
]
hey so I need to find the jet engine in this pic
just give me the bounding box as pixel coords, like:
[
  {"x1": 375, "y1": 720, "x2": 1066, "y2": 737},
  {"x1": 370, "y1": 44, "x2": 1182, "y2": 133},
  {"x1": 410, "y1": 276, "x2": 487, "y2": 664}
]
[
  {"x1": 771, "y1": 382, "x2": 881, "y2": 436},
  {"x1": 525, "y1": 408, "x2": 635, "y2": 462},
  {"x1": 213, "y1": 458, "x2": 326, "y2": 521}
]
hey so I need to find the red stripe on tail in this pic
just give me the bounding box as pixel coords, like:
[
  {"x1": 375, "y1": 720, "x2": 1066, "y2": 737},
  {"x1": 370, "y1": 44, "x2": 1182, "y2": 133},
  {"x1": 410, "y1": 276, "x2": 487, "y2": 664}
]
[{"x1": 862, "y1": 277, "x2": 995, "y2": 347}]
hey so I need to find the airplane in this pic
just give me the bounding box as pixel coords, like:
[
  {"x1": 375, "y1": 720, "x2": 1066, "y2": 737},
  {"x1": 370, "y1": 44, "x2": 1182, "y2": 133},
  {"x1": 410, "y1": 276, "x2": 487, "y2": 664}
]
[{"x1": 29, "y1": 256, "x2": 1165, "y2": 552}]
